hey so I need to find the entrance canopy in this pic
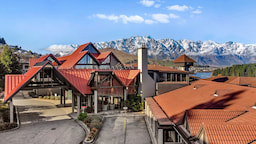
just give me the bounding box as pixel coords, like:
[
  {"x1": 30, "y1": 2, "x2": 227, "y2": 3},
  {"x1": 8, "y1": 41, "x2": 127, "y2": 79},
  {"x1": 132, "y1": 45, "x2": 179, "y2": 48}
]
[{"x1": 4, "y1": 61, "x2": 82, "y2": 103}]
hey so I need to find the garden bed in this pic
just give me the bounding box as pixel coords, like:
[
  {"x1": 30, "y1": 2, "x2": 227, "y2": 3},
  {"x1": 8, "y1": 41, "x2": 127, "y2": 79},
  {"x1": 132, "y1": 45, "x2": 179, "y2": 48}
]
[
  {"x1": 0, "y1": 100, "x2": 18, "y2": 131},
  {"x1": 77, "y1": 113, "x2": 104, "y2": 143}
]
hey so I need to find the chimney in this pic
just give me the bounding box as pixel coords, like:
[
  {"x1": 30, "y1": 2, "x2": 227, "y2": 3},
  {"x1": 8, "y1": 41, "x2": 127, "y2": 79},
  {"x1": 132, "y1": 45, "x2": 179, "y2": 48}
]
[
  {"x1": 138, "y1": 43, "x2": 155, "y2": 99},
  {"x1": 138, "y1": 43, "x2": 148, "y2": 76}
]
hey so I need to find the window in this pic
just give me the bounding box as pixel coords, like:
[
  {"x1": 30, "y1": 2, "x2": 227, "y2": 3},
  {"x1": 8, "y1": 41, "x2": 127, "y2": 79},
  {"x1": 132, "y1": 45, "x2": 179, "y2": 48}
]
[
  {"x1": 46, "y1": 56, "x2": 55, "y2": 63},
  {"x1": 82, "y1": 44, "x2": 98, "y2": 54},
  {"x1": 77, "y1": 55, "x2": 96, "y2": 64},
  {"x1": 75, "y1": 65, "x2": 98, "y2": 69},
  {"x1": 102, "y1": 55, "x2": 110, "y2": 64}
]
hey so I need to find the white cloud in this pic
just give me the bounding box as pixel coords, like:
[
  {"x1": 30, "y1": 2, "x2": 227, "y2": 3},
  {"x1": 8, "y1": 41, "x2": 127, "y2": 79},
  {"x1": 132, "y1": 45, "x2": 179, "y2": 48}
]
[
  {"x1": 95, "y1": 14, "x2": 119, "y2": 22},
  {"x1": 154, "y1": 4, "x2": 161, "y2": 8},
  {"x1": 167, "y1": 5, "x2": 191, "y2": 11},
  {"x1": 169, "y1": 13, "x2": 179, "y2": 19},
  {"x1": 46, "y1": 44, "x2": 78, "y2": 56},
  {"x1": 192, "y1": 9, "x2": 202, "y2": 14},
  {"x1": 145, "y1": 19, "x2": 156, "y2": 24},
  {"x1": 152, "y1": 13, "x2": 170, "y2": 23},
  {"x1": 140, "y1": 0, "x2": 155, "y2": 7},
  {"x1": 120, "y1": 15, "x2": 144, "y2": 24},
  {"x1": 151, "y1": 13, "x2": 179, "y2": 23}
]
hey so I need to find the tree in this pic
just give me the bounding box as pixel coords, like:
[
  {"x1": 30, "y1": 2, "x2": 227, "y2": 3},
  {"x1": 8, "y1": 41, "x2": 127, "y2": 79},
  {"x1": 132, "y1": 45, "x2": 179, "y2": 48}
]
[{"x1": 0, "y1": 45, "x2": 21, "y2": 74}]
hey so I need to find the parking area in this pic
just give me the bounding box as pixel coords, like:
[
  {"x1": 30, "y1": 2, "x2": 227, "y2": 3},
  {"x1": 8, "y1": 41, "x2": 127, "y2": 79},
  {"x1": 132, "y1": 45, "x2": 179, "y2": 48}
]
[{"x1": 95, "y1": 114, "x2": 151, "y2": 144}]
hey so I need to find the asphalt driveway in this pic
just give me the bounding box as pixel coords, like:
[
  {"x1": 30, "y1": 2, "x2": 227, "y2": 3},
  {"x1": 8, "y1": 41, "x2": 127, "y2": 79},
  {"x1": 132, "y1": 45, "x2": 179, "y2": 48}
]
[
  {"x1": 0, "y1": 96, "x2": 85, "y2": 144},
  {"x1": 95, "y1": 114, "x2": 151, "y2": 144}
]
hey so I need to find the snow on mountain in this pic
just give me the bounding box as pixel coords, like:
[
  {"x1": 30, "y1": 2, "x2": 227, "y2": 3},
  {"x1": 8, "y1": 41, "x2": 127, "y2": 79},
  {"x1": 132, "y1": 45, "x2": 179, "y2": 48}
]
[
  {"x1": 46, "y1": 36, "x2": 256, "y2": 66},
  {"x1": 94, "y1": 36, "x2": 256, "y2": 57}
]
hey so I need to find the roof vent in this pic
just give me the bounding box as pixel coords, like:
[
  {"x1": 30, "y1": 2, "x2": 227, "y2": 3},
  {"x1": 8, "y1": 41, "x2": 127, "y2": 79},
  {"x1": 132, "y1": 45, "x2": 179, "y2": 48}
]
[
  {"x1": 213, "y1": 90, "x2": 218, "y2": 97},
  {"x1": 193, "y1": 84, "x2": 206, "y2": 90}
]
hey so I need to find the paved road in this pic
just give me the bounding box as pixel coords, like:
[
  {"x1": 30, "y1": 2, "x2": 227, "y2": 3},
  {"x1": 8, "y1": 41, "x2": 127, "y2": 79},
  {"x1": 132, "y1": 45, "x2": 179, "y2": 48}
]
[
  {"x1": 95, "y1": 115, "x2": 151, "y2": 144},
  {"x1": 0, "y1": 96, "x2": 85, "y2": 144},
  {"x1": 0, "y1": 119, "x2": 85, "y2": 144}
]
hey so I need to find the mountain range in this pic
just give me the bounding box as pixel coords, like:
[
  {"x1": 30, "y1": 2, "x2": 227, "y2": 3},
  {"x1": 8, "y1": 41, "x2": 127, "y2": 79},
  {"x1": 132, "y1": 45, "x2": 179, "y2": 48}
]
[{"x1": 46, "y1": 36, "x2": 256, "y2": 66}]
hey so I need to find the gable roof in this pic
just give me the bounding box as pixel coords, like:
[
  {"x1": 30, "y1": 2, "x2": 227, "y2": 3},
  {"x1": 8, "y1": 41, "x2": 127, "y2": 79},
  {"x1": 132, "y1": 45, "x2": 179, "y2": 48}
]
[
  {"x1": 4, "y1": 62, "x2": 48, "y2": 102},
  {"x1": 92, "y1": 51, "x2": 112, "y2": 62},
  {"x1": 29, "y1": 54, "x2": 60, "y2": 68},
  {"x1": 58, "y1": 50, "x2": 99, "y2": 69},
  {"x1": 173, "y1": 54, "x2": 196, "y2": 63},
  {"x1": 154, "y1": 80, "x2": 256, "y2": 122},
  {"x1": 113, "y1": 70, "x2": 140, "y2": 86},
  {"x1": 58, "y1": 69, "x2": 94, "y2": 95}
]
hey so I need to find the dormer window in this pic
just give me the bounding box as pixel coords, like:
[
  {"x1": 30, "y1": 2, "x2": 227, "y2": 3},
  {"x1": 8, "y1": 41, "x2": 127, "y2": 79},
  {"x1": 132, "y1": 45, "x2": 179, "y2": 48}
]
[{"x1": 82, "y1": 44, "x2": 99, "y2": 54}]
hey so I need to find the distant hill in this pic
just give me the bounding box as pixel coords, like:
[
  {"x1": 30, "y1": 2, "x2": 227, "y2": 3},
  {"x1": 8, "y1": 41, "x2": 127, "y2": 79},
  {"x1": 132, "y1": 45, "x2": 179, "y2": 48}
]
[
  {"x1": 213, "y1": 64, "x2": 256, "y2": 77},
  {"x1": 99, "y1": 47, "x2": 174, "y2": 67}
]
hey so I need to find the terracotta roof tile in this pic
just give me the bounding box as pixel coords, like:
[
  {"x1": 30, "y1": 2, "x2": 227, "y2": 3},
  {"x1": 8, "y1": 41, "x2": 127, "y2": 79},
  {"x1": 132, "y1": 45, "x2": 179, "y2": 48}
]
[
  {"x1": 4, "y1": 66, "x2": 42, "y2": 102},
  {"x1": 186, "y1": 109, "x2": 246, "y2": 136},
  {"x1": 146, "y1": 97, "x2": 172, "y2": 125},
  {"x1": 154, "y1": 80, "x2": 256, "y2": 121},
  {"x1": 59, "y1": 51, "x2": 89, "y2": 69},
  {"x1": 92, "y1": 51, "x2": 111, "y2": 62},
  {"x1": 29, "y1": 54, "x2": 60, "y2": 68},
  {"x1": 113, "y1": 70, "x2": 140, "y2": 86},
  {"x1": 173, "y1": 54, "x2": 196, "y2": 63},
  {"x1": 202, "y1": 124, "x2": 256, "y2": 144},
  {"x1": 58, "y1": 69, "x2": 94, "y2": 95},
  {"x1": 205, "y1": 76, "x2": 256, "y2": 87}
]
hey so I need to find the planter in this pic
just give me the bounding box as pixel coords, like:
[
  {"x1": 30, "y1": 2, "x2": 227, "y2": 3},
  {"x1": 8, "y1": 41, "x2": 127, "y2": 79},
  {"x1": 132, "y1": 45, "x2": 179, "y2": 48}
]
[
  {"x1": 109, "y1": 104, "x2": 115, "y2": 110},
  {"x1": 102, "y1": 104, "x2": 108, "y2": 111}
]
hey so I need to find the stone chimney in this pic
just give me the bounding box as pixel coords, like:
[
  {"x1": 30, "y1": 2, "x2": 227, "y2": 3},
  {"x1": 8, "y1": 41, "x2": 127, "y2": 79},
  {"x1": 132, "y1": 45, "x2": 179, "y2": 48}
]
[{"x1": 138, "y1": 43, "x2": 155, "y2": 99}]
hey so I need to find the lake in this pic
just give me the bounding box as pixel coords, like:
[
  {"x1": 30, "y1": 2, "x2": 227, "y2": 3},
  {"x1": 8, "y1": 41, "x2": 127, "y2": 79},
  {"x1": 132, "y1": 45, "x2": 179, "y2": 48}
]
[{"x1": 191, "y1": 72, "x2": 212, "y2": 79}]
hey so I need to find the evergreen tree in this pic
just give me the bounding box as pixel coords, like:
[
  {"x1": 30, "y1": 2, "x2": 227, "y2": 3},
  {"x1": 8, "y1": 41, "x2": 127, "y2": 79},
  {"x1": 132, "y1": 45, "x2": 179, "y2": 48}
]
[{"x1": 0, "y1": 45, "x2": 21, "y2": 74}]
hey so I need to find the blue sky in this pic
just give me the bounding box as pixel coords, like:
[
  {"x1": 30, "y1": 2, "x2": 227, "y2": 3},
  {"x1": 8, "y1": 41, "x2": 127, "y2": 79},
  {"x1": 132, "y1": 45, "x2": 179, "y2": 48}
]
[{"x1": 1, "y1": 0, "x2": 256, "y2": 54}]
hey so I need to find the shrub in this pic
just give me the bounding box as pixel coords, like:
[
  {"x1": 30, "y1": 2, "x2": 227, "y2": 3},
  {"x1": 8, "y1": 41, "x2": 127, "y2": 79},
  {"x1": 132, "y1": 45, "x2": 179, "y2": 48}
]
[
  {"x1": 78, "y1": 112, "x2": 87, "y2": 121},
  {"x1": 50, "y1": 95, "x2": 55, "y2": 100},
  {"x1": 46, "y1": 96, "x2": 50, "y2": 99},
  {"x1": 89, "y1": 122, "x2": 101, "y2": 129},
  {"x1": 0, "y1": 123, "x2": 18, "y2": 131},
  {"x1": 38, "y1": 96, "x2": 43, "y2": 99}
]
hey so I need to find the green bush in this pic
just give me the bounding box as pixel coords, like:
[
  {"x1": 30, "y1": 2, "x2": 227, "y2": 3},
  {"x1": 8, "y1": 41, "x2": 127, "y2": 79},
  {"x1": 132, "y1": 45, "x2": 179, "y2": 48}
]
[
  {"x1": 78, "y1": 112, "x2": 87, "y2": 121},
  {"x1": 46, "y1": 96, "x2": 50, "y2": 99},
  {"x1": 38, "y1": 96, "x2": 43, "y2": 99},
  {"x1": 126, "y1": 95, "x2": 144, "y2": 112},
  {"x1": 50, "y1": 95, "x2": 55, "y2": 100}
]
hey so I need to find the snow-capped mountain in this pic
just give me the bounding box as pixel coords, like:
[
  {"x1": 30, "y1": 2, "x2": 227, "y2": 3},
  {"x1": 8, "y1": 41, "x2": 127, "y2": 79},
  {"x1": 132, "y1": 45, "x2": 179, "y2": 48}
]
[
  {"x1": 46, "y1": 36, "x2": 256, "y2": 66},
  {"x1": 94, "y1": 36, "x2": 256, "y2": 66}
]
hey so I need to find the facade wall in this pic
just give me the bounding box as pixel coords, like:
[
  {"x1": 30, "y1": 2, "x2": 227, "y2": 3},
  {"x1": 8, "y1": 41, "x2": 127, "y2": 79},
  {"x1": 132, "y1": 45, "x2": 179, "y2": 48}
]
[{"x1": 156, "y1": 82, "x2": 189, "y2": 95}]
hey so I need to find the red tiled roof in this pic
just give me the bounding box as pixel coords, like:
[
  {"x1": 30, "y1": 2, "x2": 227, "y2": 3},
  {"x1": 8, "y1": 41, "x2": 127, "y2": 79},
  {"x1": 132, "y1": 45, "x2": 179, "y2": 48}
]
[
  {"x1": 186, "y1": 109, "x2": 246, "y2": 136},
  {"x1": 29, "y1": 54, "x2": 60, "y2": 68},
  {"x1": 59, "y1": 69, "x2": 94, "y2": 95},
  {"x1": 201, "y1": 124, "x2": 256, "y2": 144},
  {"x1": 146, "y1": 97, "x2": 172, "y2": 125},
  {"x1": 57, "y1": 55, "x2": 70, "y2": 64},
  {"x1": 113, "y1": 70, "x2": 140, "y2": 86},
  {"x1": 4, "y1": 66, "x2": 42, "y2": 102},
  {"x1": 59, "y1": 51, "x2": 89, "y2": 69},
  {"x1": 205, "y1": 76, "x2": 256, "y2": 87},
  {"x1": 93, "y1": 51, "x2": 111, "y2": 62},
  {"x1": 154, "y1": 80, "x2": 256, "y2": 122},
  {"x1": 173, "y1": 54, "x2": 196, "y2": 63}
]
